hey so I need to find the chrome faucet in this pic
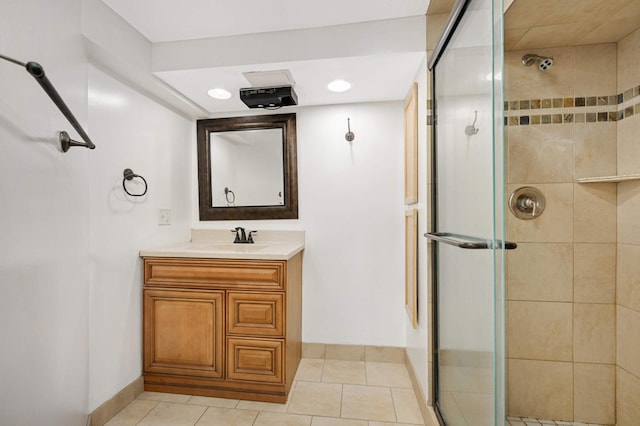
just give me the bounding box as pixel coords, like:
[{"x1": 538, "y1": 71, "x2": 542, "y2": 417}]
[{"x1": 231, "y1": 227, "x2": 257, "y2": 243}]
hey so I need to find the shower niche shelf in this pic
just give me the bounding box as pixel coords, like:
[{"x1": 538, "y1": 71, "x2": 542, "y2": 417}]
[{"x1": 576, "y1": 173, "x2": 640, "y2": 184}]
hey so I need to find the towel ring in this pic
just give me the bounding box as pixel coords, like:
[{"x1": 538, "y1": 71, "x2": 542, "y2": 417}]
[{"x1": 122, "y1": 168, "x2": 148, "y2": 197}]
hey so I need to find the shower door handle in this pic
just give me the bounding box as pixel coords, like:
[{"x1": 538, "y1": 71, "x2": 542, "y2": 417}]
[{"x1": 424, "y1": 232, "x2": 517, "y2": 250}]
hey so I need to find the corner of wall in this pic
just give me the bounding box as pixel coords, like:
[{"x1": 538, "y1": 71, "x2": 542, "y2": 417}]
[{"x1": 80, "y1": 0, "x2": 207, "y2": 119}]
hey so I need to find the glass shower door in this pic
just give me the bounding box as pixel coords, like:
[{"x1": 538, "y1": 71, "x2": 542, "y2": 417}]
[{"x1": 426, "y1": 0, "x2": 510, "y2": 425}]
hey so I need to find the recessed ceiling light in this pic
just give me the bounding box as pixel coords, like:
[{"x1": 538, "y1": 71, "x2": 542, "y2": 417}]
[
  {"x1": 207, "y1": 88, "x2": 232, "y2": 100},
  {"x1": 327, "y1": 79, "x2": 352, "y2": 93}
]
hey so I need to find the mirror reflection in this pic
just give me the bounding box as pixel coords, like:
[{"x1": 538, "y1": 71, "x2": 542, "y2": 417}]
[{"x1": 210, "y1": 128, "x2": 284, "y2": 207}]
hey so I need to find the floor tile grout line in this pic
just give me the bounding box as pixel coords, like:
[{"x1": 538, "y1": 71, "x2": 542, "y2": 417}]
[
  {"x1": 506, "y1": 416, "x2": 609, "y2": 426},
  {"x1": 134, "y1": 399, "x2": 158, "y2": 426},
  {"x1": 193, "y1": 404, "x2": 208, "y2": 426},
  {"x1": 120, "y1": 359, "x2": 419, "y2": 425},
  {"x1": 339, "y1": 383, "x2": 344, "y2": 419},
  {"x1": 389, "y1": 385, "x2": 399, "y2": 423},
  {"x1": 320, "y1": 357, "x2": 326, "y2": 382}
]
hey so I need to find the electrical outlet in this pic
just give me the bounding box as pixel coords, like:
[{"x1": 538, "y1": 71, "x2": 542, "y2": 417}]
[{"x1": 159, "y1": 209, "x2": 171, "y2": 226}]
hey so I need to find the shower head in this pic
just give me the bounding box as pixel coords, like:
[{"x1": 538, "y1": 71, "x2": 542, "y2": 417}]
[{"x1": 521, "y1": 53, "x2": 554, "y2": 71}]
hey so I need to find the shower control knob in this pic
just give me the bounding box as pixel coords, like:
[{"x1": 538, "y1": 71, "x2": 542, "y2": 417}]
[
  {"x1": 517, "y1": 197, "x2": 536, "y2": 215},
  {"x1": 509, "y1": 186, "x2": 546, "y2": 220}
]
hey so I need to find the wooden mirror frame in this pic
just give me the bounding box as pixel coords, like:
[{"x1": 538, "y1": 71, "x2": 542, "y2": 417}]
[{"x1": 197, "y1": 113, "x2": 298, "y2": 221}]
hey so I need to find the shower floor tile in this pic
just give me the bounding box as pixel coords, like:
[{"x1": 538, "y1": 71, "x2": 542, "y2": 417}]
[{"x1": 506, "y1": 416, "x2": 611, "y2": 426}]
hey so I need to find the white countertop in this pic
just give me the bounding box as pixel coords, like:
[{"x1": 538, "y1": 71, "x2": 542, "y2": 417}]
[{"x1": 139, "y1": 229, "x2": 304, "y2": 260}]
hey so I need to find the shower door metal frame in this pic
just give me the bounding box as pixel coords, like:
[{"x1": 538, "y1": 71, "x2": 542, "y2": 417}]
[
  {"x1": 428, "y1": 3, "x2": 472, "y2": 424},
  {"x1": 426, "y1": 0, "x2": 512, "y2": 424}
]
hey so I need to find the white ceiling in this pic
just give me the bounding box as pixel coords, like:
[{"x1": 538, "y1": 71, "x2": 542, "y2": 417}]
[
  {"x1": 101, "y1": 0, "x2": 429, "y2": 115},
  {"x1": 156, "y1": 53, "x2": 427, "y2": 114},
  {"x1": 102, "y1": 0, "x2": 429, "y2": 42}
]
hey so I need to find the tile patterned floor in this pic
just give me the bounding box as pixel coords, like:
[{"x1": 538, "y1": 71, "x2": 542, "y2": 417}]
[
  {"x1": 506, "y1": 416, "x2": 610, "y2": 426},
  {"x1": 105, "y1": 359, "x2": 425, "y2": 426}
]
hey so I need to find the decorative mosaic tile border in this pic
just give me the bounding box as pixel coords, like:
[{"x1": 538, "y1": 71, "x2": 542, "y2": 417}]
[
  {"x1": 505, "y1": 83, "x2": 640, "y2": 126},
  {"x1": 425, "y1": 84, "x2": 640, "y2": 126}
]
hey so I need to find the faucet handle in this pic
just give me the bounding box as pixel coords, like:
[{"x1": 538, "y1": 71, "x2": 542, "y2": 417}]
[
  {"x1": 247, "y1": 231, "x2": 258, "y2": 243},
  {"x1": 231, "y1": 227, "x2": 243, "y2": 243}
]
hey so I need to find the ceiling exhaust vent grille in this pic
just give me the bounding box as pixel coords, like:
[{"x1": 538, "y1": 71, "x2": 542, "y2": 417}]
[{"x1": 242, "y1": 69, "x2": 296, "y2": 87}]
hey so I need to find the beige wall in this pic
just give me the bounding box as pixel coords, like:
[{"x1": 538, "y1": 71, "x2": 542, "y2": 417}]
[
  {"x1": 506, "y1": 26, "x2": 640, "y2": 423},
  {"x1": 616, "y1": 26, "x2": 640, "y2": 426}
]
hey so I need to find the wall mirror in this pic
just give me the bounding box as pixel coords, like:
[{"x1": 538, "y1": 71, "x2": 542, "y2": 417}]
[{"x1": 197, "y1": 113, "x2": 298, "y2": 220}]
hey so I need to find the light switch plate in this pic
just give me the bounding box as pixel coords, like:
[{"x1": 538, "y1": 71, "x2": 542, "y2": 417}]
[{"x1": 159, "y1": 208, "x2": 171, "y2": 226}]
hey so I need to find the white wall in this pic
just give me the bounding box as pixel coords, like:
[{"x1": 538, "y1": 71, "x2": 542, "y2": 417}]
[
  {"x1": 0, "y1": 1, "x2": 194, "y2": 422},
  {"x1": 0, "y1": 1, "x2": 89, "y2": 424},
  {"x1": 194, "y1": 102, "x2": 407, "y2": 347},
  {"x1": 87, "y1": 65, "x2": 192, "y2": 411},
  {"x1": 405, "y1": 57, "x2": 429, "y2": 401}
]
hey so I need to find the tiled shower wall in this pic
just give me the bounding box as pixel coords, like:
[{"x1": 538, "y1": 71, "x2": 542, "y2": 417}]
[
  {"x1": 505, "y1": 42, "x2": 618, "y2": 424},
  {"x1": 614, "y1": 26, "x2": 640, "y2": 426},
  {"x1": 505, "y1": 27, "x2": 640, "y2": 425}
]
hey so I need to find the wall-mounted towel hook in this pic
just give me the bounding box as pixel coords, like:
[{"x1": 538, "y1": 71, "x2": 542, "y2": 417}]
[
  {"x1": 122, "y1": 168, "x2": 148, "y2": 197},
  {"x1": 345, "y1": 117, "x2": 355, "y2": 142},
  {"x1": 465, "y1": 110, "x2": 479, "y2": 136}
]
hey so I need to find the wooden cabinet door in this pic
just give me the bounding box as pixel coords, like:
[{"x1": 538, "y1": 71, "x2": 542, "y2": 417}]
[{"x1": 144, "y1": 288, "x2": 224, "y2": 378}]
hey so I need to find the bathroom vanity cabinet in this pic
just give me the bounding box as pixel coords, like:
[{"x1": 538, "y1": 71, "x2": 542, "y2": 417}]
[{"x1": 142, "y1": 254, "x2": 302, "y2": 403}]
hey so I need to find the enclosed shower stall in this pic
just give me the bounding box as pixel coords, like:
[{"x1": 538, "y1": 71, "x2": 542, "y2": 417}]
[
  {"x1": 502, "y1": 1, "x2": 640, "y2": 423},
  {"x1": 427, "y1": 0, "x2": 640, "y2": 424}
]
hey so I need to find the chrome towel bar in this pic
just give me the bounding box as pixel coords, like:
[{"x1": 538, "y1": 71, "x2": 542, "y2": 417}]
[{"x1": 425, "y1": 232, "x2": 517, "y2": 250}]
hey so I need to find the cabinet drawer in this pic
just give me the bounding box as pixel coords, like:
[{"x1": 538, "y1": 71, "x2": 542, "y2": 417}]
[
  {"x1": 144, "y1": 289, "x2": 224, "y2": 379},
  {"x1": 228, "y1": 292, "x2": 284, "y2": 337},
  {"x1": 144, "y1": 258, "x2": 285, "y2": 290},
  {"x1": 227, "y1": 338, "x2": 283, "y2": 384}
]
